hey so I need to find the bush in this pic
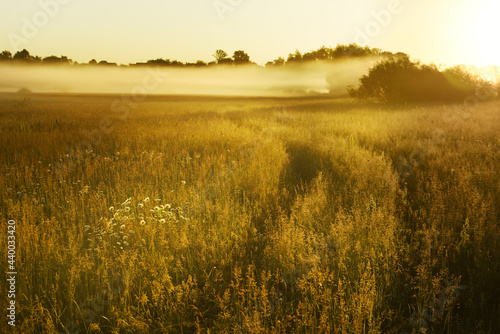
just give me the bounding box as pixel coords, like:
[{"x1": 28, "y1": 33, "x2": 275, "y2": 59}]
[
  {"x1": 348, "y1": 57, "x2": 486, "y2": 103},
  {"x1": 17, "y1": 87, "x2": 33, "y2": 94}
]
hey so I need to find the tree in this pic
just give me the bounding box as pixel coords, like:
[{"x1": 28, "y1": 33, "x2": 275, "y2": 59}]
[
  {"x1": 329, "y1": 43, "x2": 381, "y2": 59},
  {"x1": 170, "y1": 60, "x2": 184, "y2": 66},
  {"x1": 43, "y1": 55, "x2": 72, "y2": 65},
  {"x1": 286, "y1": 50, "x2": 302, "y2": 64},
  {"x1": 348, "y1": 57, "x2": 485, "y2": 103},
  {"x1": 147, "y1": 58, "x2": 171, "y2": 66},
  {"x1": 98, "y1": 60, "x2": 117, "y2": 66},
  {"x1": 13, "y1": 49, "x2": 31, "y2": 61},
  {"x1": 0, "y1": 50, "x2": 12, "y2": 60},
  {"x1": 218, "y1": 57, "x2": 233, "y2": 64},
  {"x1": 233, "y1": 50, "x2": 250, "y2": 64},
  {"x1": 302, "y1": 46, "x2": 332, "y2": 62},
  {"x1": 213, "y1": 49, "x2": 228, "y2": 63},
  {"x1": 88, "y1": 59, "x2": 97, "y2": 65}
]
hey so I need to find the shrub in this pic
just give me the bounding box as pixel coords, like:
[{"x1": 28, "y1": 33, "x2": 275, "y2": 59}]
[
  {"x1": 348, "y1": 57, "x2": 485, "y2": 103},
  {"x1": 17, "y1": 86, "x2": 33, "y2": 94}
]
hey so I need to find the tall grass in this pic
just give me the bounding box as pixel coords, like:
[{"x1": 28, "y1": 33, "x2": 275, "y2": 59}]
[{"x1": 0, "y1": 93, "x2": 499, "y2": 333}]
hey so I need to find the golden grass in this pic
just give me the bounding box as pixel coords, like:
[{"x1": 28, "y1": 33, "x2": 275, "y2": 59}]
[{"x1": 0, "y1": 93, "x2": 499, "y2": 333}]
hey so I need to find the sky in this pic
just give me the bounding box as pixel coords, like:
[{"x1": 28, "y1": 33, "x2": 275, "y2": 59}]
[{"x1": 1, "y1": 0, "x2": 499, "y2": 67}]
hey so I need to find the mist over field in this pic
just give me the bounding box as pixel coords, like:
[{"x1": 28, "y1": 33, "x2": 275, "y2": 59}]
[{"x1": 0, "y1": 58, "x2": 378, "y2": 96}]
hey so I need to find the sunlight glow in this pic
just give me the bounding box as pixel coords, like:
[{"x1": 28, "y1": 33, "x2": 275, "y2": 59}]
[{"x1": 464, "y1": 1, "x2": 500, "y2": 67}]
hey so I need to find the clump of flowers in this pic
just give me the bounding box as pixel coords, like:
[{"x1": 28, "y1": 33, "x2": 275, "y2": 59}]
[{"x1": 84, "y1": 196, "x2": 190, "y2": 253}]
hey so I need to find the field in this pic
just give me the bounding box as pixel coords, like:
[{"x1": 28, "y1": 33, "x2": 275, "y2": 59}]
[{"x1": 0, "y1": 92, "x2": 499, "y2": 333}]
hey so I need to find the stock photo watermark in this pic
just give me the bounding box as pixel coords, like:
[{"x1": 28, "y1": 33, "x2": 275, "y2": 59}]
[
  {"x1": 6, "y1": 220, "x2": 17, "y2": 327},
  {"x1": 7, "y1": 0, "x2": 73, "y2": 50},
  {"x1": 213, "y1": 0, "x2": 244, "y2": 20},
  {"x1": 401, "y1": 277, "x2": 467, "y2": 334},
  {"x1": 395, "y1": 79, "x2": 496, "y2": 185}
]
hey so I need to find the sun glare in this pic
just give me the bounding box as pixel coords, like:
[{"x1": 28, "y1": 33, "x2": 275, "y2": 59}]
[{"x1": 464, "y1": 1, "x2": 500, "y2": 67}]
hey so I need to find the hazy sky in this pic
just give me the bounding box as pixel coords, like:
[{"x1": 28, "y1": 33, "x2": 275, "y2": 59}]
[{"x1": 1, "y1": 0, "x2": 499, "y2": 66}]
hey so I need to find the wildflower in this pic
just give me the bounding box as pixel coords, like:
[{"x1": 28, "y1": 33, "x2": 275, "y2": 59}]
[
  {"x1": 140, "y1": 220, "x2": 146, "y2": 226},
  {"x1": 124, "y1": 207, "x2": 130, "y2": 212},
  {"x1": 137, "y1": 203, "x2": 144, "y2": 208},
  {"x1": 144, "y1": 197, "x2": 150, "y2": 203},
  {"x1": 160, "y1": 219, "x2": 166, "y2": 224},
  {"x1": 155, "y1": 198, "x2": 161, "y2": 202},
  {"x1": 109, "y1": 206, "x2": 115, "y2": 212},
  {"x1": 129, "y1": 230, "x2": 135, "y2": 234},
  {"x1": 154, "y1": 206, "x2": 160, "y2": 212},
  {"x1": 120, "y1": 224, "x2": 126, "y2": 230},
  {"x1": 123, "y1": 241, "x2": 129, "y2": 246},
  {"x1": 181, "y1": 180, "x2": 186, "y2": 185},
  {"x1": 165, "y1": 204, "x2": 171, "y2": 209}
]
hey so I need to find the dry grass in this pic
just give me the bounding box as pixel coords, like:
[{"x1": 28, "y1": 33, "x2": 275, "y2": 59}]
[{"x1": 0, "y1": 93, "x2": 499, "y2": 333}]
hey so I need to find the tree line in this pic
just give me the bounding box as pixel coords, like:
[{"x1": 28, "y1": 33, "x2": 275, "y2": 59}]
[
  {"x1": 0, "y1": 43, "x2": 405, "y2": 67},
  {"x1": 2, "y1": 44, "x2": 497, "y2": 102}
]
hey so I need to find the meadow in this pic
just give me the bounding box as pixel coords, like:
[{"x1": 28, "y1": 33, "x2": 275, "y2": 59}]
[{"x1": 0, "y1": 92, "x2": 499, "y2": 333}]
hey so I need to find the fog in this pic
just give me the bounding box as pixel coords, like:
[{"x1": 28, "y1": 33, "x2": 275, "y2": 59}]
[{"x1": 0, "y1": 58, "x2": 379, "y2": 97}]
